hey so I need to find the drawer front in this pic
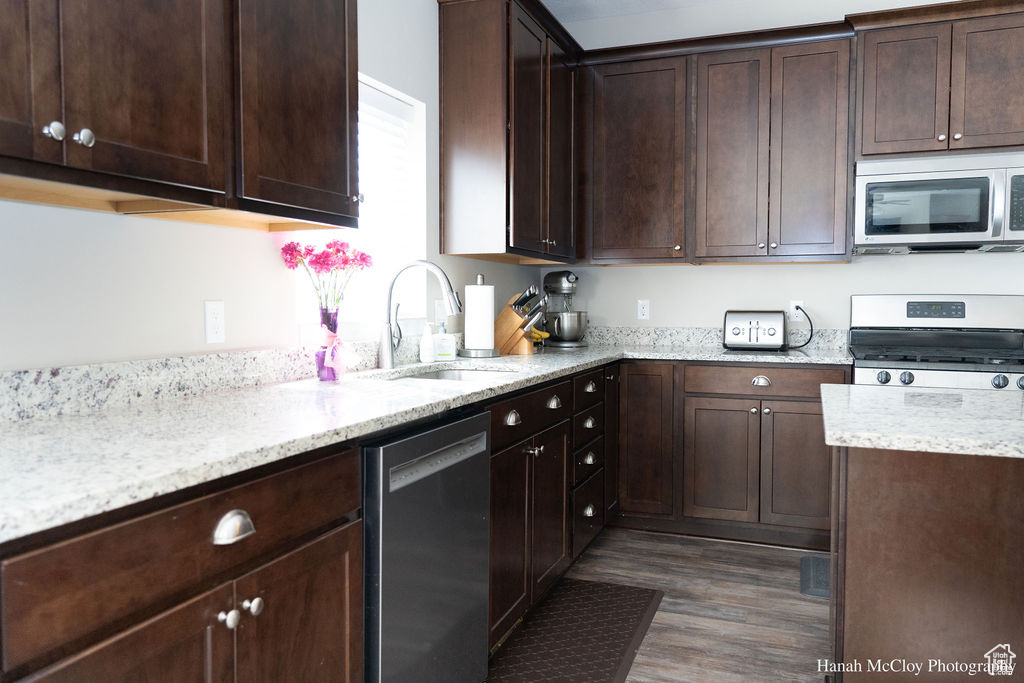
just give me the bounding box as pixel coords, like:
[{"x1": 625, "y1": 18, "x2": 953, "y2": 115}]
[
  {"x1": 572, "y1": 402, "x2": 604, "y2": 447},
  {"x1": 489, "y1": 380, "x2": 572, "y2": 451},
  {"x1": 1, "y1": 448, "x2": 359, "y2": 672},
  {"x1": 573, "y1": 436, "x2": 604, "y2": 487},
  {"x1": 572, "y1": 470, "x2": 606, "y2": 558},
  {"x1": 573, "y1": 369, "x2": 605, "y2": 410},
  {"x1": 684, "y1": 364, "x2": 847, "y2": 398}
]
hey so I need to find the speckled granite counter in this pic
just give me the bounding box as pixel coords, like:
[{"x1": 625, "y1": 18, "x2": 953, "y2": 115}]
[
  {"x1": 0, "y1": 344, "x2": 851, "y2": 546},
  {"x1": 821, "y1": 383, "x2": 1024, "y2": 459}
]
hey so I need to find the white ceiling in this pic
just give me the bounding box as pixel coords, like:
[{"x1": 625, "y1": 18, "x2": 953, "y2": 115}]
[{"x1": 541, "y1": 0, "x2": 960, "y2": 49}]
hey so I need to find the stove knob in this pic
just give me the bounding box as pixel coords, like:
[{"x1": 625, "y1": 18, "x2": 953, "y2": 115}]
[
  {"x1": 1018, "y1": 376, "x2": 1024, "y2": 390},
  {"x1": 992, "y1": 374, "x2": 1009, "y2": 389},
  {"x1": 899, "y1": 371, "x2": 915, "y2": 385},
  {"x1": 876, "y1": 370, "x2": 891, "y2": 384}
]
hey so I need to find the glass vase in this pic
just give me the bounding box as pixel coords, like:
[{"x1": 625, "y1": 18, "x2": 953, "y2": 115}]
[{"x1": 315, "y1": 307, "x2": 340, "y2": 381}]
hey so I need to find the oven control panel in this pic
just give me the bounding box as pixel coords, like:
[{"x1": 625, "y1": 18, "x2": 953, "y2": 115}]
[
  {"x1": 1009, "y1": 175, "x2": 1024, "y2": 232},
  {"x1": 907, "y1": 301, "x2": 965, "y2": 319}
]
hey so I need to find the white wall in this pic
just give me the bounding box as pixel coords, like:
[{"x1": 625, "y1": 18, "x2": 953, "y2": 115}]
[
  {"x1": 561, "y1": 0, "x2": 960, "y2": 49},
  {"x1": 556, "y1": 254, "x2": 1024, "y2": 330}
]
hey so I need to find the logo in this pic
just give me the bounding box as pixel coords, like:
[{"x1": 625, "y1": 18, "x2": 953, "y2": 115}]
[{"x1": 984, "y1": 644, "x2": 1016, "y2": 677}]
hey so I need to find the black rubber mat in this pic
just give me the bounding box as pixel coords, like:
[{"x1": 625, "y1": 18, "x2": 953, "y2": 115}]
[
  {"x1": 800, "y1": 555, "x2": 830, "y2": 598},
  {"x1": 487, "y1": 578, "x2": 663, "y2": 683}
]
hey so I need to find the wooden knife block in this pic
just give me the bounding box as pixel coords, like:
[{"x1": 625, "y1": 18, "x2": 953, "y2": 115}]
[{"x1": 494, "y1": 294, "x2": 535, "y2": 356}]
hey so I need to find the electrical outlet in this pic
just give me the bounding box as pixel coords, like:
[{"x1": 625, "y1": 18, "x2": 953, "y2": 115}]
[
  {"x1": 789, "y1": 300, "x2": 805, "y2": 322},
  {"x1": 205, "y1": 300, "x2": 225, "y2": 343},
  {"x1": 637, "y1": 299, "x2": 650, "y2": 321}
]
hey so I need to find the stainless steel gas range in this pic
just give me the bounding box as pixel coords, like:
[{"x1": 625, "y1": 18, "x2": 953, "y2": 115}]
[{"x1": 849, "y1": 294, "x2": 1024, "y2": 391}]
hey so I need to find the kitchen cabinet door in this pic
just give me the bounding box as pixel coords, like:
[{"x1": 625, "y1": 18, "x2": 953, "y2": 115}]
[
  {"x1": 768, "y1": 40, "x2": 850, "y2": 257},
  {"x1": 0, "y1": 0, "x2": 61, "y2": 165},
  {"x1": 683, "y1": 397, "x2": 760, "y2": 522},
  {"x1": 618, "y1": 363, "x2": 674, "y2": 515},
  {"x1": 238, "y1": 0, "x2": 358, "y2": 216},
  {"x1": 27, "y1": 585, "x2": 234, "y2": 682},
  {"x1": 759, "y1": 401, "x2": 831, "y2": 530},
  {"x1": 509, "y1": 3, "x2": 547, "y2": 254},
  {"x1": 547, "y1": 37, "x2": 575, "y2": 259},
  {"x1": 59, "y1": 0, "x2": 228, "y2": 191},
  {"x1": 694, "y1": 48, "x2": 770, "y2": 258},
  {"x1": 489, "y1": 439, "x2": 531, "y2": 648},
  {"x1": 590, "y1": 58, "x2": 687, "y2": 260},
  {"x1": 949, "y1": 13, "x2": 1024, "y2": 149},
  {"x1": 860, "y1": 23, "x2": 951, "y2": 155},
  {"x1": 529, "y1": 421, "x2": 570, "y2": 600},
  {"x1": 604, "y1": 365, "x2": 620, "y2": 514},
  {"x1": 235, "y1": 523, "x2": 363, "y2": 683}
]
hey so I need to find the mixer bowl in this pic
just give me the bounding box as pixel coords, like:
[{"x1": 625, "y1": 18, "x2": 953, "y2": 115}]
[{"x1": 545, "y1": 311, "x2": 587, "y2": 341}]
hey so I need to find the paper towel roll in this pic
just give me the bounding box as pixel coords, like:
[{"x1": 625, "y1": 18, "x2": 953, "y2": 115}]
[{"x1": 464, "y1": 282, "x2": 495, "y2": 350}]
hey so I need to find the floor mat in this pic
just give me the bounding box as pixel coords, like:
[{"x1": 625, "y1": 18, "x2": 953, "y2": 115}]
[
  {"x1": 800, "y1": 555, "x2": 830, "y2": 598},
  {"x1": 487, "y1": 578, "x2": 663, "y2": 683}
]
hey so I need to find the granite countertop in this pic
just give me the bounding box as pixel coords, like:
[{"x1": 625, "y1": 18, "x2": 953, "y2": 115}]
[
  {"x1": 0, "y1": 344, "x2": 850, "y2": 546},
  {"x1": 821, "y1": 383, "x2": 1024, "y2": 459}
]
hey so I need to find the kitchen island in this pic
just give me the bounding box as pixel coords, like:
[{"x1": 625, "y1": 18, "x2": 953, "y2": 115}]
[{"x1": 820, "y1": 384, "x2": 1024, "y2": 681}]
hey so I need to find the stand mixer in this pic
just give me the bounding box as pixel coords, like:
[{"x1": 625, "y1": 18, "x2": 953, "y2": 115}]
[{"x1": 542, "y1": 271, "x2": 588, "y2": 348}]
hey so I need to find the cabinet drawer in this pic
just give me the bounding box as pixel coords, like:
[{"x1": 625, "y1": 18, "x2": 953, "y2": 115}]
[
  {"x1": 572, "y1": 470, "x2": 605, "y2": 558},
  {"x1": 573, "y1": 436, "x2": 604, "y2": 487},
  {"x1": 489, "y1": 381, "x2": 572, "y2": 451},
  {"x1": 572, "y1": 402, "x2": 604, "y2": 446},
  {"x1": 684, "y1": 364, "x2": 847, "y2": 398},
  {"x1": 573, "y1": 369, "x2": 605, "y2": 410},
  {"x1": 1, "y1": 448, "x2": 359, "y2": 672}
]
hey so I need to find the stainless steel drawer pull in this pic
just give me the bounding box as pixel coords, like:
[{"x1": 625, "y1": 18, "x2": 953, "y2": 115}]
[
  {"x1": 584, "y1": 381, "x2": 597, "y2": 393},
  {"x1": 583, "y1": 452, "x2": 596, "y2": 465},
  {"x1": 212, "y1": 509, "x2": 256, "y2": 545},
  {"x1": 546, "y1": 395, "x2": 562, "y2": 409},
  {"x1": 504, "y1": 409, "x2": 522, "y2": 426},
  {"x1": 42, "y1": 121, "x2": 66, "y2": 141},
  {"x1": 583, "y1": 416, "x2": 597, "y2": 429},
  {"x1": 583, "y1": 504, "x2": 596, "y2": 518},
  {"x1": 762, "y1": 407, "x2": 772, "y2": 415},
  {"x1": 751, "y1": 375, "x2": 772, "y2": 387},
  {"x1": 242, "y1": 597, "x2": 265, "y2": 616},
  {"x1": 218, "y1": 610, "x2": 240, "y2": 630}
]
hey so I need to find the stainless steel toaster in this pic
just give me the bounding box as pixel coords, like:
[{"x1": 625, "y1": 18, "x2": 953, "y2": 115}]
[{"x1": 723, "y1": 310, "x2": 787, "y2": 350}]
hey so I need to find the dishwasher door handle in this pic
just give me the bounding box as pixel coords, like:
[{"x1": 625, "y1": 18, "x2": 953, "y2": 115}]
[{"x1": 388, "y1": 431, "x2": 488, "y2": 492}]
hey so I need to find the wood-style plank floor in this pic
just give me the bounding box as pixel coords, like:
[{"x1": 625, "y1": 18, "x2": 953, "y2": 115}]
[{"x1": 566, "y1": 527, "x2": 830, "y2": 683}]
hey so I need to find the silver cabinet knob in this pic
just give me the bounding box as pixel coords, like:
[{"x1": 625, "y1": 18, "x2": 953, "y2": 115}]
[
  {"x1": 583, "y1": 504, "x2": 596, "y2": 518},
  {"x1": 606, "y1": 374, "x2": 614, "y2": 381},
  {"x1": 953, "y1": 133, "x2": 963, "y2": 141},
  {"x1": 673, "y1": 245, "x2": 681, "y2": 251},
  {"x1": 241, "y1": 597, "x2": 264, "y2": 616},
  {"x1": 525, "y1": 445, "x2": 544, "y2": 456},
  {"x1": 583, "y1": 416, "x2": 597, "y2": 429},
  {"x1": 504, "y1": 409, "x2": 522, "y2": 426},
  {"x1": 42, "y1": 121, "x2": 66, "y2": 141},
  {"x1": 750, "y1": 407, "x2": 758, "y2": 414},
  {"x1": 769, "y1": 242, "x2": 778, "y2": 249},
  {"x1": 351, "y1": 193, "x2": 365, "y2": 203},
  {"x1": 539, "y1": 239, "x2": 549, "y2": 245},
  {"x1": 546, "y1": 395, "x2": 562, "y2": 410},
  {"x1": 751, "y1": 375, "x2": 772, "y2": 387},
  {"x1": 584, "y1": 381, "x2": 597, "y2": 393},
  {"x1": 212, "y1": 509, "x2": 256, "y2": 545},
  {"x1": 583, "y1": 452, "x2": 596, "y2": 465},
  {"x1": 938, "y1": 134, "x2": 947, "y2": 141},
  {"x1": 72, "y1": 128, "x2": 96, "y2": 148},
  {"x1": 549, "y1": 239, "x2": 557, "y2": 247},
  {"x1": 762, "y1": 407, "x2": 772, "y2": 415},
  {"x1": 757, "y1": 242, "x2": 766, "y2": 249},
  {"x1": 218, "y1": 610, "x2": 240, "y2": 630}
]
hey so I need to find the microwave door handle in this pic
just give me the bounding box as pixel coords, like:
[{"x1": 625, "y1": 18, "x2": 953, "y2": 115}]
[{"x1": 991, "y1": 172, "x2": 1005, "y2": 238}]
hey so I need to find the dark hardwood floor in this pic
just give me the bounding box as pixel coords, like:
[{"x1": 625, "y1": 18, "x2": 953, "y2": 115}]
[{"x1": 566, "y1": 528, "x2": 829, "y2": 682}]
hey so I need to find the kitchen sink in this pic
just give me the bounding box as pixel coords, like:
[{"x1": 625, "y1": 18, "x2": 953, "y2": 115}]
[{"x1": 400, "y1": 368, "x2": 518, "y2": 382}]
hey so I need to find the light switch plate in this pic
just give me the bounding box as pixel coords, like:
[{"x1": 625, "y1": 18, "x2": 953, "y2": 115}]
[{"x1": 205, "y1": 300, "x2": 225, "y2": 343}]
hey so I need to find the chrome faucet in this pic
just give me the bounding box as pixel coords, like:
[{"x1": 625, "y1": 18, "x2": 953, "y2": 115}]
[{"x1": 379, "y1": 260, "x2": 463, "y2": 369}]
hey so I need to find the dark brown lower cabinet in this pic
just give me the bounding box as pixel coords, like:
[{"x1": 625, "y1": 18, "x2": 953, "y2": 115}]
[
  {"x1": 603, "y1": 365, "x2": 620, "y2": 515},
  {"x1": 618, "y1": 362, "x2": 674, "y2": 516},
  {"x1": 759, "y1": 401, "x2": 830, "y2": 530},
  {"x1": 683, "y1": 397, "x2": 760, "y2": 522},
  {"x1": 489, "y1": 421, "x2": 569, "y2": 649},
  {"x1": 27, "y1": 523, "x2": 363, "y2": 683}
]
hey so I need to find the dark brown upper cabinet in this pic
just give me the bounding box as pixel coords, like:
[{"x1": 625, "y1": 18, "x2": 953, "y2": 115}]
[
  {"x1": 695, "y1": 40, "x2": 850, "y2": 261},
  {"x1": 1, "y1": 0, "x2": 228, "y2": 192},
  {"x1": 237, "y1": 0, "x2": 359, "y2": 218},
  {"x1": 439, "y1": 0, "x2": 578, "y2": 264},
  {"x1": 860, "y1": 13, "x2": 1024, "y2": 155},
  {"x1": 587, "y1": 58, "x2": 687, "y2": 261}
]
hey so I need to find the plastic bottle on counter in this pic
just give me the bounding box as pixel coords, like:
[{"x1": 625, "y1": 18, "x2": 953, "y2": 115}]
[
  {"x1": 435, "y1": 323, "x2": 457, "y2": 359},
  {"x1": 419, "y1": 323, "x2": 436, "y2": 363}
]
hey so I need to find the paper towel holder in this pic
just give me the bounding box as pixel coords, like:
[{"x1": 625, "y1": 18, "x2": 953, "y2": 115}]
[{"x1": 458, "y1": 274, "x2": 501, "y2": 358}]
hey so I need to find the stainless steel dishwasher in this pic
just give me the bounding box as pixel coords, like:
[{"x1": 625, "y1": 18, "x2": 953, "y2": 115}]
[{"x1": 363, "y1": 411, "x2": 490, "y2": 683}]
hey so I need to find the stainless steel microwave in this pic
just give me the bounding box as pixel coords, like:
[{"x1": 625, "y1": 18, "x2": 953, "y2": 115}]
[{"x1": 854, "y1": 152, "x2": 1024, "y2": 254}]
